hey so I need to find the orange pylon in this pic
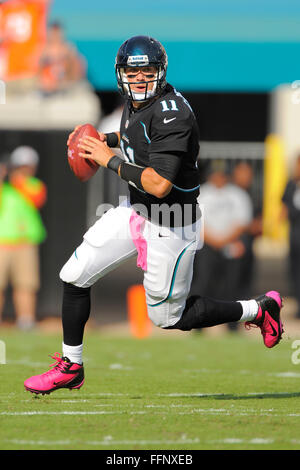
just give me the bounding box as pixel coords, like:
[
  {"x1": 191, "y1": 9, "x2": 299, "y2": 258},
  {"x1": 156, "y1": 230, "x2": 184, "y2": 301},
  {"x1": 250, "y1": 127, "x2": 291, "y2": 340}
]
[{"x1": 127, "y1": 285, "x2": 152, "y2": 338}]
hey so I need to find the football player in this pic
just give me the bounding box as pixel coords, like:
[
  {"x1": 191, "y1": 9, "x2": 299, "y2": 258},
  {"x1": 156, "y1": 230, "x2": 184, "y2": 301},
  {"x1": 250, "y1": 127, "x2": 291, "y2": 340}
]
[{"x1": 24, "y1": 36, "x2": 284, "y2": 395}]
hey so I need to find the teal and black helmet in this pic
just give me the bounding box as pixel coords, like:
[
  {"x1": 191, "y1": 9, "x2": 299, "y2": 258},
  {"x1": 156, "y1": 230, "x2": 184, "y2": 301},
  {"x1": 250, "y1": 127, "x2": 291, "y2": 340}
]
[{"x1": 115, "y1": 35, "x2": 168, "y2": 102}]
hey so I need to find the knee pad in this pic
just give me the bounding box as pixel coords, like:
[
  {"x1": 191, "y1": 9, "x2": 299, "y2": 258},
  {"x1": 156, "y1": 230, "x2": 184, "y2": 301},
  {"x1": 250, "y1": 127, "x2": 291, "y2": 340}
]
[
  {"x1": 146, "y1": 302, "x2": 170, "y2": 328},
  {"x1": 146, "y1": 298, "x2": 186, "y2": 329},
  {"x1": 59, "y1": 242, "x2": 93, "y2": 287}
]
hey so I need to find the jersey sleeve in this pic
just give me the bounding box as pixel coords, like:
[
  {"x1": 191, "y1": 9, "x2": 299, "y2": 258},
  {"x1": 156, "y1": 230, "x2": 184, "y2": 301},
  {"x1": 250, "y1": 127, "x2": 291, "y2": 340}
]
[
  {"x1": 148, "y1": 97, "x2": 192, "y2": 181},
  {"x1": 149, "y1": 98, "x2": 192, "y2": 154}
]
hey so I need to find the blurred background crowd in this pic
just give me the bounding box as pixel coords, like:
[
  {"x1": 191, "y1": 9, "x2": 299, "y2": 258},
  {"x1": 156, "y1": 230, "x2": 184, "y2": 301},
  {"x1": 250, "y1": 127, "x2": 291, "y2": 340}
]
[{"x1": 0, "y1": 0, "x2": 300, "y2": 336}]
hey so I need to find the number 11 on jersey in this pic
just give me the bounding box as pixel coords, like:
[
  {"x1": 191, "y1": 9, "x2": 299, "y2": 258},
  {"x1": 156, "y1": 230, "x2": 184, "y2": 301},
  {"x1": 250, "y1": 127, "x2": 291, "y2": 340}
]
[{"x1": 160, "y1": 100, "x2": 179, "y2": 112}]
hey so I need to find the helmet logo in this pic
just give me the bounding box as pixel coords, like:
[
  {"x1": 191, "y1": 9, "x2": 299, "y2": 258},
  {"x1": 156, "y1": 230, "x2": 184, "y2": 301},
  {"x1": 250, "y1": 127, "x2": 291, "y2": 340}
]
[{"x1": 127, "y1": 55, "x2": 149, "y2": 65}]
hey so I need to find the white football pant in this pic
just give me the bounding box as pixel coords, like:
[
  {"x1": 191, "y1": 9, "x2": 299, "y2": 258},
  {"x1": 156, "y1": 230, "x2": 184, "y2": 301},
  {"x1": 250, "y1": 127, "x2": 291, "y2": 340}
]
[{"x1": 60, "y1": 199, "x2": 201, "y2": 328}]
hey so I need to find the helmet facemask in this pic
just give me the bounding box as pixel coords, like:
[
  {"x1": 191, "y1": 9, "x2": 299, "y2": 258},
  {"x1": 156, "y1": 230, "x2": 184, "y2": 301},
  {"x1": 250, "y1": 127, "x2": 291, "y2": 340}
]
[{"x1": 116, "y1": 64, "x2": 166, "y2": 102}]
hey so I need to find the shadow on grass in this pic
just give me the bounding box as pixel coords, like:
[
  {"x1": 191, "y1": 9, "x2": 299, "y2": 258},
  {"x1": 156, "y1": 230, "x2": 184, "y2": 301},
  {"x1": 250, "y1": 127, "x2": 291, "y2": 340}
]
[
  {"x1": 40, "y1": 392, "x2": 300, "y2": 402},
  {"x1": 160, "y1": 392, "x2": 300, "y2": 400}
]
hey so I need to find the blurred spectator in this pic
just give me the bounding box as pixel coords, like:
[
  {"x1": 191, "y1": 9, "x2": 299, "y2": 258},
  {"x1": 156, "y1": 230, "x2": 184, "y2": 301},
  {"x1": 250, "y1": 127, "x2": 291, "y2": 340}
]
[
  {"x1": 281, "y1": 154, "x2": 300, "y2": 319},
  {"x1": 38, "y1": 21, "x2": 86, "y2": 95},
  {"x1": 232, "y1": 161, "x2": 253, "y2": 192},
  {"x1": 231, "y1": 162, "x2": 262, "y2": 298},
  {"x1": 0, "y1": 14, "x2": 100, "y2": 130},
  {"x1": 190, "y1": 160, "x2": 253, "y2": 328},
  {"x1": 0, "y1": 146, "x2": 47, "y2": 330}
]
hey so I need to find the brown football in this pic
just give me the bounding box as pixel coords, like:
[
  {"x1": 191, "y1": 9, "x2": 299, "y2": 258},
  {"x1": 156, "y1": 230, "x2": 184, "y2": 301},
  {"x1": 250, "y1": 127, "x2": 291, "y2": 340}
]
[{"x1": 67, "y1": 123, "x2": 100, "y2": 182}]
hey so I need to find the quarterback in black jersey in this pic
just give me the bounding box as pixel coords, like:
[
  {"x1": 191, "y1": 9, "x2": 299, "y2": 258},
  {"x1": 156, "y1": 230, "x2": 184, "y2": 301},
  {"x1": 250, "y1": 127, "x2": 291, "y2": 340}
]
[
  {"x1": 119, "y1": 82, "x2": 201, "y2": 226},
  {"x1": 24, "y1": 36, "x2": 284, "y2": 395}
]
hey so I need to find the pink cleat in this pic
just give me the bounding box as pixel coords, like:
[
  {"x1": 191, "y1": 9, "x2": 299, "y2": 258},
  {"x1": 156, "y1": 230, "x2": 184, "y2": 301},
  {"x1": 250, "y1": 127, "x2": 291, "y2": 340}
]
[
  {"x1": 24, "y1": 353, "x2": 84, "y2": 395},
  {"x1": 245, "y1": 291, "x2": 284, "y2": 348}
]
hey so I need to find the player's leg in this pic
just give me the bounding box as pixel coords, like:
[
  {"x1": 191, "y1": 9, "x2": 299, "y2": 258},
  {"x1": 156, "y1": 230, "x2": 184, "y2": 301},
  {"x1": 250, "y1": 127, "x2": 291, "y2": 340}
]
[
  {"x1": 167, "y1": 284, "x2": 283, "y2": 349},
  {"x1": 24, "y1": 203, "x2": 137, "y2": 394},
  {"x1": 143, "y1": 222, "x2": 283, "y2": 347},
  {"x1": 144, "y1": 235, "x2": 244, "y2": 329},
  {"x1": 59, "y1": 202, "x2": 137, "y2": 358},
  {"x1": 143, "y1": 221, "x2": 199, "y2": 328},
  {"x1": 142, "y1": 218, "x2": 242, "y2": 329},
  {"x1": 176, "y1": 291, "x2": 283, "y2": 347},
  {"x1": 60, "y1": 236, "x2": 136, "y2": 359}
]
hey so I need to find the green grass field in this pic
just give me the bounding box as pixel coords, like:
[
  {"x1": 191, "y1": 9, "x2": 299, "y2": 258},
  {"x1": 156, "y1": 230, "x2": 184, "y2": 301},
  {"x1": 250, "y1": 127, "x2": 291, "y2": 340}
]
[{"x1": 0, "y1": 327, "x2": 300, "y2": 450}]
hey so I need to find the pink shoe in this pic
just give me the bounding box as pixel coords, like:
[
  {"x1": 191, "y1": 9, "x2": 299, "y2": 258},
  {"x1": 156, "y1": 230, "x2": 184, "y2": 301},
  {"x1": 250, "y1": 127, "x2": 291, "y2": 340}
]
[
  {"x1": 245, "y1": 291, "x2": 284, "y2": 348},
  {"x1": 24, "y1": 353, "x2": 84, "y2": 395}
]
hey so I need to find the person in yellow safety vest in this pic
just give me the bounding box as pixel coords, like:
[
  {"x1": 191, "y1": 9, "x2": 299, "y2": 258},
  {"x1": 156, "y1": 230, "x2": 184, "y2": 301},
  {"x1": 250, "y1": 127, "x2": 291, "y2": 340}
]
[{"x1": 0, "y1": 146, "x2": 47, "y2": 330}]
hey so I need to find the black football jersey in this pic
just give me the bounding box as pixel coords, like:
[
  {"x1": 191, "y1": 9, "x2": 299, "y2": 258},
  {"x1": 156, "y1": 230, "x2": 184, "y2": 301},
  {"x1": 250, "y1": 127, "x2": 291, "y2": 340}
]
[{"x1": 119, "y1": 84, "x2": 200, "y2": 226}]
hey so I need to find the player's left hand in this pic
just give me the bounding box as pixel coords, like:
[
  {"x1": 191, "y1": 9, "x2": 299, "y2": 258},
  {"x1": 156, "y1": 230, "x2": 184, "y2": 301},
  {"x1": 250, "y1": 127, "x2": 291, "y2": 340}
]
[{"x1": 78, "y1": 136, "x2": 115, "y2": 168}]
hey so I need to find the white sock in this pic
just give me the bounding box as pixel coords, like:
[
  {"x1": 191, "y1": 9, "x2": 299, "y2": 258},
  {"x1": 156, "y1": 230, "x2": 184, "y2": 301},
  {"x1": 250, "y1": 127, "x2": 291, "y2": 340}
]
[
  {"x1": 238, "y1": 300, "x2": 259, "y2": 322},
  {"x1": 62, "y1": 343, "x2": 83, "y2": 364}
]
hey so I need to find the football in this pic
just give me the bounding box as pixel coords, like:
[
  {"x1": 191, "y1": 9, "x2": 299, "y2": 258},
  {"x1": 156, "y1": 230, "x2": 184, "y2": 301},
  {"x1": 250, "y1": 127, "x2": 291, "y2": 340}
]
[{"x1": 67, "y1": 123, "x2": 100, "y2": 182}]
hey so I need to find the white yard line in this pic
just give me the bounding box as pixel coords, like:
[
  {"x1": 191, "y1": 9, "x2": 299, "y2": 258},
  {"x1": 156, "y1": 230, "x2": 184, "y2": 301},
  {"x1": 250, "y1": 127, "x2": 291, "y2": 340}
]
[
  {"x1": 4, "y1": 438, "x2": 200, "y2": 447},
  {"x1": 4, "y1": 437, "x2": 298, "y2": 447},
  {"x1": 1, "y1": 408, "x2": 300, "y2": 417}
]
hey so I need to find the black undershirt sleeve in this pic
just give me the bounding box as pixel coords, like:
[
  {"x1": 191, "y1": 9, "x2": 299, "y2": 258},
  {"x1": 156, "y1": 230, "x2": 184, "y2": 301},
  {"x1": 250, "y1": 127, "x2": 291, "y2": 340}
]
[{"x1": 149, "y1": 151, "x2": 182, "y2": 183}]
